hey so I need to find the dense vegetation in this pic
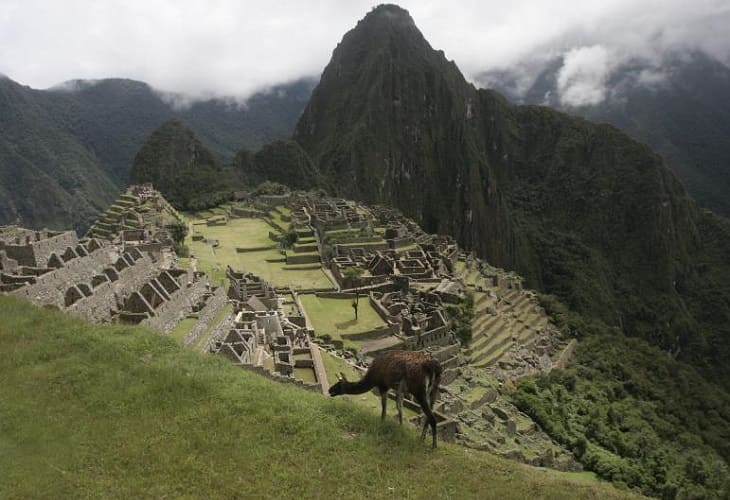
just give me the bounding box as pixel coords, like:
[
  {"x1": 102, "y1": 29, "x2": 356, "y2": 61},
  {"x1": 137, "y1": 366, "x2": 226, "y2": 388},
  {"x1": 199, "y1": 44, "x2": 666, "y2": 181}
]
[
  {"x1": 233, "y1": 139, "x2": 322, "y2": 190},
  {"x1": 514, "y1": 299, "x2": 730, "y2": 498},
  {"x1": 0, "y1": 295, "x2": 636, "y2": 499},
  {"x1": 0, "y1": 76, "x2": 313, "y2": 230},
  {"x1": 129, "y1": 119, "x2": 236, "y2": 210}
]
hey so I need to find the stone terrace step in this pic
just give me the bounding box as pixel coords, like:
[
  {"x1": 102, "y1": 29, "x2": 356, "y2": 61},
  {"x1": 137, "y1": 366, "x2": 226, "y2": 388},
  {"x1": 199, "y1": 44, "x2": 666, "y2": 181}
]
[
  {"x1": 473, "y1": 333, "x2": 514, "y2": 365},
  {"x1": 501, "y1": 293, "x2": 527, "y2": 314},
  {"x1": 475, "y1": 340, "x2": 514, "y2": 368},
  {"x1": 499, "y1": 288, "x2": 522, "y2": 304},
  {"x1": 469, "y1": 317, "x2": 510, "y2": 354}
]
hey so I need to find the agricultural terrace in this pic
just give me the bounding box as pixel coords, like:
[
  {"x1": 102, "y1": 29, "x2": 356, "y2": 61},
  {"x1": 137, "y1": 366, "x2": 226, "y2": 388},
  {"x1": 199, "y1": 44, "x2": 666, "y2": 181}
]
[
  {"x1": 298, "y1": 294, "x2": 387, "y2": 350},
  {"x1": 182, "y1": 210, "x2": 334, "y2": 290}
]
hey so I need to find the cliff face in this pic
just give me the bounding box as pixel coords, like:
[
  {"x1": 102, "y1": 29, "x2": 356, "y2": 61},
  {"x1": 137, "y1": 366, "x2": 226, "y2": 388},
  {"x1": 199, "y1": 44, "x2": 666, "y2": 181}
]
[{"x1": 294, "y1": 4, "x2": 727, "y2": 377}]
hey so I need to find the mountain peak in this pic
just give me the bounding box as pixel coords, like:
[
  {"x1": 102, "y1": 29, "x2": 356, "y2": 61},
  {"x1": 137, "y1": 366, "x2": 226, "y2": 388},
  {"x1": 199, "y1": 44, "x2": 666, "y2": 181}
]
[{"x1": 362, "y1": 4, "x2": 414, "y2": 24}]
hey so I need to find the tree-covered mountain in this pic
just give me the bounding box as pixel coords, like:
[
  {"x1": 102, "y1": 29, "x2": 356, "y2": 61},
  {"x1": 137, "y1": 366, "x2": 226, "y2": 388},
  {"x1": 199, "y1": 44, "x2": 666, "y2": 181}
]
[
  {"x1": 129, "y1": 119, "x2": 234, "y2": 210},
  {"x1": 0, "y1": 75, "x2": 314, "y2": 231},
  {"x1": 233, "y1": 140, "x2": 322, "y2": 190},
  {"x1": 288, "y1": 6, "x2": 730, "y2": 493},
  {"x1": 480, "y1": 52, "x2": 730, "y2": 216}
]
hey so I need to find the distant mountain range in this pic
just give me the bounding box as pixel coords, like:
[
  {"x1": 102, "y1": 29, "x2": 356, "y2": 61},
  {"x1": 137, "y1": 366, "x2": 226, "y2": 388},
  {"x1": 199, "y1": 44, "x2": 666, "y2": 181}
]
[
  {"x1": 479, "y1": 52, "x2": 730, "y2": 216},
  {"x1": 0, "y1": 76, "x2": 314, "y2": 230}
]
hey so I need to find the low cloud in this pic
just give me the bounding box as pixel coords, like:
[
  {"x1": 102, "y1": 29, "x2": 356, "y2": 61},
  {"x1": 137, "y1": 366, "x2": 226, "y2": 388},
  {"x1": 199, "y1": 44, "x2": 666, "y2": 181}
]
[
  {"x1": 0, "y1": 0, "x2": 728, "y2": 102},
  {"x1": 557, "y1": 46, "x2": 619, "y2": 106}
]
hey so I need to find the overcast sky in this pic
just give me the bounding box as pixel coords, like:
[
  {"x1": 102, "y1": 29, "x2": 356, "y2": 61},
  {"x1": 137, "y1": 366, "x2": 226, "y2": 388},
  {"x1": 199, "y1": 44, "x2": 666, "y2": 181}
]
[{"x1": 1, "y1": 0, "x2": 729, "y2": 102}]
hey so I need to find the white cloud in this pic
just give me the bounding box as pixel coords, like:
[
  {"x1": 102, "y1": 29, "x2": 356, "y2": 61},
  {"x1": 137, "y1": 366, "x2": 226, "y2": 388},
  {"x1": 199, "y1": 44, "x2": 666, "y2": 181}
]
[
  {"x1": 557, "y1": 46, "x2": 618, "y2": 106},
  {"x1": 0, "y1": 0, "x2": 728, "y2": 100}
]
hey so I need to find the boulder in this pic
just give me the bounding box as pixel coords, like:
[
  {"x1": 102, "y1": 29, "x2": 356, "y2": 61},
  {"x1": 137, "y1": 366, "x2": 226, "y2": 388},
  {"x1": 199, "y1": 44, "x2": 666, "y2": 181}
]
[{"x1": 491, "y1": 406, "x2": 509, "y2": 421}]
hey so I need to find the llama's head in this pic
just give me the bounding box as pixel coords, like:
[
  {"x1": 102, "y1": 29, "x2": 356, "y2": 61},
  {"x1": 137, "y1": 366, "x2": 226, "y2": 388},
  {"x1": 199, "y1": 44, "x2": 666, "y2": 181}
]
[{"x1": 328, "y1": 372, "x2": 349, "y2": 397}]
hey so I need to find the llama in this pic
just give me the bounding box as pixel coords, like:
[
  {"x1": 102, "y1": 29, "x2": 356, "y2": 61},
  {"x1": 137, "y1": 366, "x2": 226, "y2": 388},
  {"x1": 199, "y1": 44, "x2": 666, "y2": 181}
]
[{"x1": 328, "y1": 350, "x2": 442, "y2": 448}]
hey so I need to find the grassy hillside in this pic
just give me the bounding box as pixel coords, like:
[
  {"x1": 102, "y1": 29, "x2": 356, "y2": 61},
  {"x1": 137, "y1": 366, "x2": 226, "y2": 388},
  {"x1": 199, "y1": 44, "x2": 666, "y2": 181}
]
[{"x1": 0, "y1": 295, "x2": 636, "y2": 499}]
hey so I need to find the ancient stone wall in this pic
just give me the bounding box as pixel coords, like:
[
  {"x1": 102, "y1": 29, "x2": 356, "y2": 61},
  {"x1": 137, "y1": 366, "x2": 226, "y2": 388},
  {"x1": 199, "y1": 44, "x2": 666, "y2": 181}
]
[
  {"x1": 243, "y1": 364, "x2": 321, "y2": 393},
  {"x1": 0, "y1": 231, "x2": 78, "y2": 267},
  {"x1": 183, "y1": 287, "x2": 228, "y2": 347},
  {"x1": 0, "y1": 250, "x2": 18, "y2": 273},
  {"x1": 142, "y1": 275, "x2": 211, "y2": 333},
  {"x1": 65, "y1": 254, "x2": 159, "y2": 323},
  {"x1": 11, "y1": 246, "x2": 113, "y2": 307}
]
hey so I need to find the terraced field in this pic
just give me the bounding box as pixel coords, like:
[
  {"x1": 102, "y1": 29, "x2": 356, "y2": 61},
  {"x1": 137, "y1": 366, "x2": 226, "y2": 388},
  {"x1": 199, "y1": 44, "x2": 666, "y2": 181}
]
[
  {"x1": 457, "y1": 261, "x2": 551, "y2": 369},
  {"x1": 184, "y1": 215, "x2": 334, "y2": 290}
]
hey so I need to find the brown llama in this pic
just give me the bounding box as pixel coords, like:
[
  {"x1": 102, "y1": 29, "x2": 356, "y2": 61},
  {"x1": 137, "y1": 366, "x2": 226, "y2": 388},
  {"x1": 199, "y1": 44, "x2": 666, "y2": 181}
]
[{"x1": 328, "y1": 350, "x2": 442, "y2": 448}]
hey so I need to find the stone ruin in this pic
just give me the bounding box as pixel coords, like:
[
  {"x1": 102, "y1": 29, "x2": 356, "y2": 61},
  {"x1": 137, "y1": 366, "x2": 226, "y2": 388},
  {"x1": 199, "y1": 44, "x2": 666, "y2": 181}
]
[
  {"x1": 87, "y1": 185, "x2": 186, "y2": 256},
  {"x1": 367, "y1": 289, "x2": 453, "y2": 351},
  {"x1": 0, "y1": 223, "x2": 224, "y2": 336},
  {"x1": 210, "y1": 269, "x2": 327, "y2": 393}
]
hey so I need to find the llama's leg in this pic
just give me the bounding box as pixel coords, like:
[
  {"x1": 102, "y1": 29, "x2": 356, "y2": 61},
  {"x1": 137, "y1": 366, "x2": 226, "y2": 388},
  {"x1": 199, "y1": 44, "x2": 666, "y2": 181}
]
[
  {"x1": 429, "y1": 376, "x2": 439, "y2": 408},
  {"x1": 396, "y1": 380, "x2": 406, "y2": 425},
  {"x1": 417, "y1": 393, "x2": 438, "y2": 449},
  {"x1": 380, "y1": 389, "x2": 388, "y2": 421}
]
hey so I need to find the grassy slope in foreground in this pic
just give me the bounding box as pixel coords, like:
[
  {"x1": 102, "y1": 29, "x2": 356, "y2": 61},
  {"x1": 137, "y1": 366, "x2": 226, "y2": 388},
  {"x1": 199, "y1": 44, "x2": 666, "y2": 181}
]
[{"x1": 0, "y1": 296, "x2": 637, "y2": 499}]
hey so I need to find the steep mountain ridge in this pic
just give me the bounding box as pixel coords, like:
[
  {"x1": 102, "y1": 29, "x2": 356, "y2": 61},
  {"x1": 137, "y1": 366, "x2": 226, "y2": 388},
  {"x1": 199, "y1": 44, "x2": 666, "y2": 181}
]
[
  {"x1": 481, "y1": 53, "x2": 730, "y2": 215},
  {"x1": 293, "y1": 4, "x2": 728, "y2": 381},
  {"x1": 0, "y1": 77, "x2": 120, "y2": 230},
  {"x1": 0, "y1": 76, "x2": 314, "y2": 230}
]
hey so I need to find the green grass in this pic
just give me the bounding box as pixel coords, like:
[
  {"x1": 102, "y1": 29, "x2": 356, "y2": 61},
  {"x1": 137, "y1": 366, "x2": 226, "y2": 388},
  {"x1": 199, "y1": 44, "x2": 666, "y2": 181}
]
[
  {"x1": 169, "y1": 317, "x2": 197, "y2": 343},
  {"x1": 268, "y1": 209, "x2": 290, "y2": 229},
  {"x1": 0, "y1": 296, "x2": 636, "y2": 499},
  {"x1": 194, "y1": 217, "x2": 276, "y2": 249},
  {"x1": 275, "y1": 205, "x2": 291, "y2": 216},
  {"x1": 293, "y1": 367, "x2": 317, "y2": 383},
  {"x1": 455, "y1": 260, "x2": 467, "y2": 275},
  {"x1": 182, "y1": 215, "x2": 334, "y2": 290},
  {"x1": 299, "y1": 295, "x2": 387, "y2": 349}
]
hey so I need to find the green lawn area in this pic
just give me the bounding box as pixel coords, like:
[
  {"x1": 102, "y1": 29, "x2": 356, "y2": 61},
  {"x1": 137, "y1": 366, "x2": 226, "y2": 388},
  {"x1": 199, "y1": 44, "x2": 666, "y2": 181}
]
[
  {"x1": 466, "y1": 269, "x2": 481, "y2": 286},
  {"x1": 169, "y1": 317, "x2": 197, "y2": 343},
  {"x1": 293, "y1": 367, "x2": 317, "y2": 383},
  {"x1": 299, "y1": 295, "x2": 387, "y2": 349},
  {"x1": 194, "y1": 217, "x2": 276, "y2": 249},
  {"x1": 269, "y1": 209, "x2": 290, "y2": 229},
  {"x1": 182, "y1": 215, "x2": 334, "y2": 290},
  {"x1": 0, "y1": 296, "x2": 635, "y2": 499}
]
